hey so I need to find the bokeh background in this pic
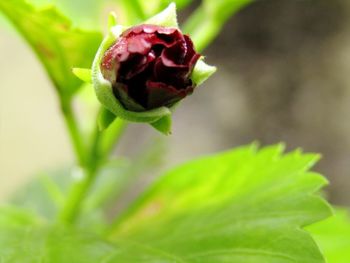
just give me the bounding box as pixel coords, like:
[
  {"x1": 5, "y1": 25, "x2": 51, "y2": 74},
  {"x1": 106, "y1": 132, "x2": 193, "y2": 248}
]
[{"x1": 1, "y1": 0, "x2": 349, "y2": 205}]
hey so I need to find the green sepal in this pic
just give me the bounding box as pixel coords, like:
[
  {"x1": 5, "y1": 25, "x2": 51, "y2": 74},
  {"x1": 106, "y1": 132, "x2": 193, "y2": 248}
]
[
  {"x1": 151, "y1": 115, "x2": 172, "y2": 135},
  {"x1": 108, "y1": 12, "x2": 118, "y2": 29},
  {"x1": 191, "y1": 57, "x2": 217, "y2": 86},
  {"x1": 98, "y1": 107, "x2": 117, "y2": 131},
  {"x1": 144, "y1": 2, "x2": 178, "y2": 28},
  {"x1": 72, "y1": 68, "x2": 92, "y2": 84}
]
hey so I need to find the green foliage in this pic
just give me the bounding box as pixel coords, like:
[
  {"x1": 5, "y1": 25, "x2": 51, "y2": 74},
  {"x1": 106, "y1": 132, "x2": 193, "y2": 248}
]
[
  {"x1": 308, "y1": 209, "x2": 350, "y2": 263},
  {"x1": 10, "y1": 167, "x2": 72, "y2": 219},
  {"x1": 0, "y1": 207, "x2": 116, "y2": 263},
  {"x1": 107, "y1": 145, "x2": 331, "y2": 262},
  {"x1": 0, "y1": 0, "x2": 342, "y2": 262},
  {"x1": 0, "y1": 145, "x2": 332, "y2": 262},
  {"x1": 10, "y1": 161, "x2": 129, "y2": 222},
  {"x1": 29, "y1": 0, "x2": 107, "y2": 29},
  {"x1": 183, "y1": 0, "x2": 253, "y2": 51},
  {"x1": 0, "y1": 0, "x2": 102, "y2": 96}
]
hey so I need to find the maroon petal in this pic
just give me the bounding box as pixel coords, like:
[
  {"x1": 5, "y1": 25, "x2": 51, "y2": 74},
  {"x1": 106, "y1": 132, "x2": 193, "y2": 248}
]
[
  {"x1": 123, "y1": 51, "x2": 156, "y2": 80},
  {"x1": 183, "y1": 35, "x2": 196, "y2": 63},
  {"x1": 154, "y1": 26, "x2": 178, "y2": 35},
  {"x1": 146, "y1": 81, "x2": 191, "y2": 108},
  {"x1": 101, "y1": 24, "x2": 201, "y2": 110},
  {"x1": 127, "y1": 35, "x2": 152, "y2": 54},
  {"x1": 161, "y1": 40, "x2": 187, "y2": 65},
  {"x1": 113, "y1": 83, "x2": 145, "y2": 111}
]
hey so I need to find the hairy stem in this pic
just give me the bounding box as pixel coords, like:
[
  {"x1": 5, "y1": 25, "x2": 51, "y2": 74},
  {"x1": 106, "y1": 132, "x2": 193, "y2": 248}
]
[
  {"x1": 100, "y1": 119, "x2": 128, "y2": 160},
  {"x1": 59, "y1": 119, "x2": 101, "y2": 223},
  {"x1": 61, "y1": 100, "x2": 86, "y2": 166},
  {"x1": 59, "y1": 111, "x2": 128, "y2": 224},
  {"x1": 58, "y1": 167, "x2": 98, "y2": 223}
]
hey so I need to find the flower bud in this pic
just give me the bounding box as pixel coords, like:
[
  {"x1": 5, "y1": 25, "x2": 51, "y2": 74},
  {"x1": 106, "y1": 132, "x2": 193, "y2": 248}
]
[
  {"x1": 76, "y1": 3, "x2": 217, "y2": 134},
  {"x1": 100, "y1": 24, "x2": 201, "y2": 111}
]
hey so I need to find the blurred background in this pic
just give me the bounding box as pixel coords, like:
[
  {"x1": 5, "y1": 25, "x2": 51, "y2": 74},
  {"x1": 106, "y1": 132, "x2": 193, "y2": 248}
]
[{"x1": 1, "y1": 0, "x2": 350, "y2": 205}]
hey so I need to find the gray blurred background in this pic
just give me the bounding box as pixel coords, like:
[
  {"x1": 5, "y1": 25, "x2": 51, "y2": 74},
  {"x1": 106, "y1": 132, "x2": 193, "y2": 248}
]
[{"x1": 1, "y1": 0, "x2": 350, "y2": 205}]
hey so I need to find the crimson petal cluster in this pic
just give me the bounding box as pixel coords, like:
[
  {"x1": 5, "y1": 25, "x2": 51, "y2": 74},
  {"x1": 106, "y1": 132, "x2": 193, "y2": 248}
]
[{"x1": 101, "y1": 24, "x2": 201, "y2": 111}]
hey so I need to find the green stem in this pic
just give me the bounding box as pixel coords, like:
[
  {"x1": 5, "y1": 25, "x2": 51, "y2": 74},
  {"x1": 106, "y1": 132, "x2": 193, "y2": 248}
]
[
  {"x1": 59, "y1": 122, "x2": 101, "y2": 223},
  {"x1": 59, "y1": 112, "x2": 128, "y2": 224},
  {"x1": 100, "y1": 119, "x2": 128, "y2": 159},
  {"x1": 61, "y1": 100, "x2": 86, "y2": 167},
  {"x1": 58, "y1": 167, "x2": 98, "y2": 223}
]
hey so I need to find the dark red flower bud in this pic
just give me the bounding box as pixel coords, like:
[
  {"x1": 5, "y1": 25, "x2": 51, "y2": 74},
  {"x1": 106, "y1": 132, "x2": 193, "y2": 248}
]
[{"x1": 100, "y1": 24, "x2": 201, "y2": 111}]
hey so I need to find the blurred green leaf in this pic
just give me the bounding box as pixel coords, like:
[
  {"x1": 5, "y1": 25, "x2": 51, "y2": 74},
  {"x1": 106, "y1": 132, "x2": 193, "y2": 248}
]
[
  {"x1": 9, "y1": 163, "x2": 127, "y2": 234},
  {"x1": 115, "y1": 0, "x2": 147, "y2": 25},
  {"x1": 108, "y1": 145, "x2": 331, "y2": 262},
  {"x1": 27, "y1": 0, "x2": 107, "y2": 29},
  {"x1": 85, "y1": 137, "x2": 167, "y2": 212},
  {"x1": 10, "y1": 163, "x2": 126, "y2": 220},
  {"x1": 10, "y1": 137, "x2": 166, "y2": 229},
  {"x1": 0, "y1": 207, "x2": 116, "y2": 263},
  {"x1": 183, "y1": 0, "x2": 253, "y2": 51},
  {"x1": 0, "y1": 0, "x2": 102, "y2": 95},
  {"x1": 204, "y1": 0, "x2": 252, "y2": 22},
  {"x1": 308, "y1": 209, "x2": 350, "y2": 263},
  {"x1": 0, "y1": 207, "x2": 182, "y2": 263},
  {"x1": 2, "y1": 145, "x2": 333, "y2": 262},
  {"x1": 10, "y1": 167, "x2": 73, "y2": 220},
  {"x1": 0, "y1": 206, "x2": 43, "y2": 227}
]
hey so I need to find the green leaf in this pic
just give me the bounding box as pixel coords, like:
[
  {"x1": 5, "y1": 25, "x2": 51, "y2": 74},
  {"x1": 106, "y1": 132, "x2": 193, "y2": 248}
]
[
  {"x1": 115, "y1": 0, "x2": 147, "y2": 25},
  {"x1": 0, "y1": 207, "x2": 177, "y2": 263},
  {"x1": 0, "y1": 208, "x2": 116, "y2": 263},
  {"x1": 308, "y1": 209, "x2": 350, "y2": 263},
  {"x1": 204, "y1": 0, "x2": 253, "y2": 23},
  {"x1": 0, "y1": 206, "x2": 172, "y2": 263},
  {"x1": 0, "y1": 0, "x2": 102, "y2": 95},
  {"x1": 183, "y1": 0, "x2": 253, "y2": 51},
  {"x1": 84, "y1": 137, "x2": 167, "y2": 212},
  {"x1": 108, "y1": 145, "x2": 331, "y2": 262},
  {"x1": 10, "y1": 167, "x2": 73, "y2": 220},
  {"x1": 0, "y1": 206, "x2": 42, "y2": 227}
]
